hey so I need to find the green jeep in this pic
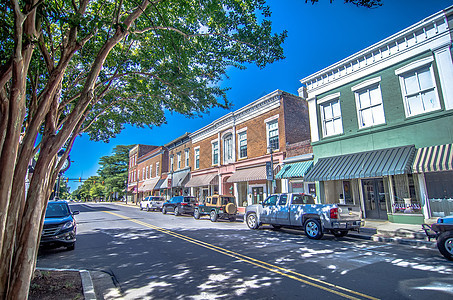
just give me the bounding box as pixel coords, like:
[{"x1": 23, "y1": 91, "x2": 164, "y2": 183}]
[{"x1": 194, "y1": 195, "x2": 237, "y2": 222}]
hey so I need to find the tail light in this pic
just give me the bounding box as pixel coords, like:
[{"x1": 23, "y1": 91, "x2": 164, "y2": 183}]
[
  {"x1": 181, "y1": 203, "x2": 188, "y2": 206},
  {"x1": 330, "y1": 207, "x2": 338, "y2": 219}
]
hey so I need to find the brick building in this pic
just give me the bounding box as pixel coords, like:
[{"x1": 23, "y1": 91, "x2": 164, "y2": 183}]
[
  {"x1": 128, "y1": 144, "x2": 158, "y2": 203},
  {"x1": 187, "y1": 90, "x2": 312, "y2": 210},
  {"x1": 136, "y1": 146, "x2": 169, "y2": 201}
]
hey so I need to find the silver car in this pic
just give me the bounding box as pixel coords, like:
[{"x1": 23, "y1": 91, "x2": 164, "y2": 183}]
[{"x1": 140, "y1": 196, "x2": 165, "y2": 212}]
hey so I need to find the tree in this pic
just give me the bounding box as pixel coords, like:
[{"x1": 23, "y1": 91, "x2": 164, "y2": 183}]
[
  {"x1": 98, "y1": 145, "x2": 134, "y2": 201},
  {"x1": 0, "y1": 1, "x2": 286, "y2": 297},
  {"x1": 307, "y1": 0, "x2": 382, "y2": 8}
]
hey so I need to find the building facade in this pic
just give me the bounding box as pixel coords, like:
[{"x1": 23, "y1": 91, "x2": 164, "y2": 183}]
[
  {"x1": 136, "y1": 146, "x2": 169, "y2": 201},
  {"x1": 128, "y1": 144, "x2": 159, "y2": 203},
  {"x1": 187, "y1": 90, "x2": 312, "y2": 211},
  {"x1": 301, "y1": 6, "x2": 453, "y2": 224}
]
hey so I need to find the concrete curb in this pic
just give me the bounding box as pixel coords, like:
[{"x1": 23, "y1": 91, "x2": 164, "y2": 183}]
[
  {"x1": 37, "y1": 268, "x2": 96, "y2": 300},
  {"x1": 348, "y1": 232, "x2": 437, "y2": 248}
]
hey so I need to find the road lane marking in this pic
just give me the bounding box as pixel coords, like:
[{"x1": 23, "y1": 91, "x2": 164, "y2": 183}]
[{"x1": 105, "y1": 211, "x2": 379, "y2": 300}]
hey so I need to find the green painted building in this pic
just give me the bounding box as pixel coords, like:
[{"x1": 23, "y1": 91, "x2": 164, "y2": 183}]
[{"x1": 300, "y1": 6, "x2": 453, "y2": 224}]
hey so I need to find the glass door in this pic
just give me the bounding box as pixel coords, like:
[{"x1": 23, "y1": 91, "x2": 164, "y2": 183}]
[
  {"x1": 252, "y1": 187, "x2": 264, "y2": 204},
  {"x1": 362, "y1": 178, "x2": 387, "y2": 220}
]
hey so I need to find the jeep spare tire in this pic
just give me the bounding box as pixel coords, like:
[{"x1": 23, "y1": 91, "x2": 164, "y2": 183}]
[{"x1": 225, "y1": 203, "x2": 237, "y2": 214}]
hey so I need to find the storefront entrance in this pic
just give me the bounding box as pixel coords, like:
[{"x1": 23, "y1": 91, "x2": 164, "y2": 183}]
[
  {"x1": 252, "y1": 187, "x2": 264, "y2": 204},
  {"x1": 362, "y1": 178, "x2": 388, "y2": 220}
]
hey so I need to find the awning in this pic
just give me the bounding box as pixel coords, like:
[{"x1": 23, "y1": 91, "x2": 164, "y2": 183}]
[
  {"x1": 305, "y1": 145, "x2": 415, "y2": 182},
  {"x1": 154, "y1": 178, "x2": 166, "y2": 190},
  {"x1": 227, "y1": 166, "x2": 267, "y2": 183},
  {"x1": 171, "y1": 169, "x2": 190, "y2": 188},
  {"x1": 137, "y1": 177, "x2": 160, "y2": 192},
  {"x1": 185, "y1": 173, "x2": 218, "y2": 188},
  {"x1": 412, "y1": 143, "x2": 453, "y2": 173},
  {"x1": 276, "y1": 161, "x2": 313, "y2": 179},
  {"x1": 159, "y1": 177, "x2": 170, "y2": 189}
]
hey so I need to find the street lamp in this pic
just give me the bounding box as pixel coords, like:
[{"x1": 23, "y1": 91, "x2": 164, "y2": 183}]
[
  {"x1": 124, "y1": 180, "x2": 128, "y2": 204},
  {"x1": 267, "y1": 145, "x2": 274, "y2": 195}
]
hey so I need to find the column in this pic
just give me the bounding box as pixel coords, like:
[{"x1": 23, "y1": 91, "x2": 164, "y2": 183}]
[{"x1": 433, "y1": 43, "x2": 453, "y2": 110}]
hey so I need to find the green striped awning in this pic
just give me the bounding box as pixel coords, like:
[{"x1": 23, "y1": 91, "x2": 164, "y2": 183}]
[
  {"x1": 276, "y1": 161, "x2": 313, "y2": 179},
  {"x1": 412, "y1": 143, "x2": 453, "y2": 173},
  {"x1": 305, "y1": 145, "x2": 415, "y2": 182}
]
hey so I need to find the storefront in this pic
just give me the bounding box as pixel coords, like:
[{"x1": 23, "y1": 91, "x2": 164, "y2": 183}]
[
  {"x1": 169, "y1": 168, "x2": 191, "y2": 197},
  {"x1": 276, "y1": 156, "x2": 315, "y2": 197},
  {"x1": 306, "y1": 145, "x2": 422, "y2": 224},
  {"x1": 137, "y1": 177, "x2": 161, "y2": 200},
  {"x1": 186, "y1": 172, "x2": 219, "y2": 203},
  {"x1": 412, "y1": 143, "x2": 453, "y2": 219}
]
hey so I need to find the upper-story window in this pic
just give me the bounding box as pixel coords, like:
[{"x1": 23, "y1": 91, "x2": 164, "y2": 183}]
[
  {"x1": 137, "y1": 169, "x2": 140, "y2": 181},
  {"x1": 146, "y1": 166, "x2": 149, "y2": 179},
  {"x1": 170, "y1": 155, "x2": 174, "y2": 171},
  {"x1": 352, "y1": 77, "x2": 385, "y2": 129},
  {"x1": 266, "y1": 120, "x2": 279, "y2": 151},
  {"x1": 212, "y1": 141, "x2": 219, "y2": 165},
  {"x1": 396, "y1": 57, "x2": 440, "y2": 117},
  {"x1": 156, "y1": 162, "x2": 159, "y2": 177},
  {"x1": 238, "y1": 131, "x2": 247, "y2": 159},
  {"x1": 223, "y1": 133, "x2": 233, "y2": 164},
  {"x1": 177, "y1": 152, "x2": 181, "y2": 170},
  {"x1": 142, "y1": 168, "x2": 145, "y2": 180},
  {"x1": 185, "y1": 149, "x2": 189, "y2": 167},
  {"x1": 194, "y1": 148, "x2": 200, "y2": 169},
  {"x1": 319, "y1": 93, "x2": 343, "y2": 137}
]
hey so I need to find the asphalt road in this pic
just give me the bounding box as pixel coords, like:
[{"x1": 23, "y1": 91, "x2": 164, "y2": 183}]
[{"x1": 37, "y1": 202, "x2": 453, "y2": 299}]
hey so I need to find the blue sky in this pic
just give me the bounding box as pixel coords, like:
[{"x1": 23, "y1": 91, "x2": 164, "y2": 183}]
[{"x1": 65, "y1": 0, "x2": 453, "y2": 191}]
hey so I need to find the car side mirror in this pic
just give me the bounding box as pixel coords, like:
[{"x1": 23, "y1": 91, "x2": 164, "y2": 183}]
[{"x1": 72, "y1": 211, "x2": 79, "y2": 215}]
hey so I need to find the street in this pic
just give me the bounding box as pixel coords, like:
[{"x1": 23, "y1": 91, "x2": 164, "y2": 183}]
[{"x1": 37, "y1": 203, "x2": 453, "y2": 299}]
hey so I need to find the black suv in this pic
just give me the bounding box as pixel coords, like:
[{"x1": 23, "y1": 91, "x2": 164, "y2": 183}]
[
  {"x1": 162, "y1": 196, "x2": 197, "y2": 216},
  {"x1": 40, "y1": 201, "x2": 79, "y2": 250}
]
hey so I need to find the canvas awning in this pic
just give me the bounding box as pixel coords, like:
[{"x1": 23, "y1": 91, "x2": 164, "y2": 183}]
[
  {"x1": 227, "y1": 165, "x2": 267, "y2": 183},
  {"x1": 154, "y1": 178, "x2": 166, "y2": 190},
  {"x1": 171, "y1": 169, "x2": 191, "y2": 188},
  {"x1": 305, "y1": 145, "x2": 415, "y2": 182},
  {"x1": 159, "y1": 177, "x2": 170, "y2": 189},
  {"x1": 185, "y1": 173, "x2": 218, "y2": 188},
  {"x1": 412, "y1": 143, "x2": 453, "y2": 173},
  {"x1": 137, "y1": 177, "x2": 160, "y2": 192},
  {"x1": 276, "y1": 161, "x2": 313, "y2": 179}
]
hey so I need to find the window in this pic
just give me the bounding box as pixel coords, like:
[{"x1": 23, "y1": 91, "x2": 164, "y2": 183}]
[
  {"x1": 146, "y1": 166, "x2": 149, "y2": 179},
  {"x1": 156, "y1": 162, "x2": 159, "y2": 177},
  {"x1": 185, "y1": 149, "x2": 189, "y2": 167},
  {"x1": 223, "y1": 134, "x2": 233, "y2": 164},
  {"x1": 238, "y1": 131, "x2": 247, "y2": 158},
  {"x1": 398, "y1": 62, "x2": 440, "y2": 117},
  {"x1": 137, "y1": 170, "x2": 140, "y2": 181},
  {"x1": 177, "y1": 152, "x2": 181, "y2": 170},
  {"x1": 320, "y1": 98, "x2": 343, "y2": 137},
  {"x1": 267, "y1": 120, "x2": 279, "y2": 150},
  {"x1": 212, "y1": 141, "x2": 219, "y2": 165},
  {"x1": 353, "y1": 79, "x2": 385, "y2": 128},
  {"x1": 149, "y1": 164, "x2": 152, "y2": 178},
  {"x1": 195, "y1": 148, "x2": 200, "y2": 169},
  {"x1": 278, "y1": 195, "x2": 287, "y2": 206},
  {"x1": 142, "y1": 168, "x2": 145, "y2": 180},
  {"x1": 170, "y1": 155, "x2": 174, "y2": 171},
  {"x1": 263, "y1": 195, "x2": 278, "y2": 206}
]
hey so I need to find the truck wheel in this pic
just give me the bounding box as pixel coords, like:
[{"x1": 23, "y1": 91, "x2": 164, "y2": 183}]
[
  {"x1": 246, "y1": 213, "x2": 259, "y2": 230},
  {"x1": 331, "y1": 230, "x2": 348, "y2": 237},
  {"x1": 210, "y1": 210, "x2": 218, "y2": 222},
  {"x1": 194, "y1": 209, "x2": 200, "y2": 220},
  {"x1": 146, "y1": 205, "x2": 150, "y2": 212},
  {"x1": 437, "y1": 231, "x2": 453, "y2": 261},
  {"x1": 162, "y1": 207, "x2": 167, "y2": 214},
  {"x1": 174, "y1": 206, "x2": 180, "y2": 216},
  {"x1": 140, "y1": 206, "x2": 143, "y2": 211},
  {"x1": 304, "y1": 219, "x2": 324, "y2": 240}
]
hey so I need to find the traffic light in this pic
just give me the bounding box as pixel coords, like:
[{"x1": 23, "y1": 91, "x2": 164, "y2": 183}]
[
  {"x1": 102, "y1": 181, "x2": 105, "y2": 184},
  {"x1": 66, "y1": 178, "x2": 69, "y2": 183},
  {"x1": 79, "y1": 177, "x2": 81, "y2": 182}
]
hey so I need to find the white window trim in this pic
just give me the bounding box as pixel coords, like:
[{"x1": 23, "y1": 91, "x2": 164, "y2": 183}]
[
  {"x1": 194, "y1": 147, "x2": 200, "y2": 170},
  {"x1": 156, "y1": 162, "x2": 159, "y2": 177},
  {"x1": 394, "y1": 56, "x2": 434, "y2": 76},
  {"x1": 238, "y1": 131, "x2": 247, "y2": 159},
  {"x1": 237, "y1": 127, "x2": 247, "y2": 134},
  {"x1": 211, "y1": 141, "x2": 219, "y2": 166},
  {"x1": 177, "y1": 152, "x2": 181, "y2": 170},
  {"x1": 264, "y1": 114, "x2": 279, "y2": 124},
  {"x1": 351, "y1": 76, "x2": 381, "y2": 92},
  {"x1": 222, "y1": 133, "x2": 234, "y2": 164},
  {"x1": 185, "y1": 149, "x2": 189, "y2": 168},
  {"x1": 266, "y1": 119, "x2": 279, "y2": 152},
  {"x1": 319, "y1": 97, "x2": 343, "y2": 137},
  {"x1": 317, "y1": 92, "x2": 341, "y2": 105}
]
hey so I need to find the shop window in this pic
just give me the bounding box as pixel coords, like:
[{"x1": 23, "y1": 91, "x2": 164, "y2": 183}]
[
  {"x1": 320, "y1": 97, "x2": 343, "y2": 137},
  {"x1": 425, "y1": 171, "x2": 453, "y2": 217},
  {"x1": 238, "y1": 131, "x2": 247, "y2": 158},
  {"x1": 352, "y1": 78, "x2": 385, "y2": 129},
  {"x1": 396, "y1": 57, "x2": 440, "y2": 117},
  {"x1": 391, "y1": 174, "x2": 422, "y2": 214}
]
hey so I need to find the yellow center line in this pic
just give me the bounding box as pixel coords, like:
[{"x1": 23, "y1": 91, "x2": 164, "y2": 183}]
[{"x1": 105, "y1": 211, "x2": 379, "y2": 300}]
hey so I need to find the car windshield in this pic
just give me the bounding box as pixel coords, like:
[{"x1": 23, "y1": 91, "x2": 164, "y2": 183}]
[{"x1": 45, "y1": 203, "x2": 70, "y2": 218}]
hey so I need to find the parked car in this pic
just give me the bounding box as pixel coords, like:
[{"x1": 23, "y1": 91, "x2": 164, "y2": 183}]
[
  {"x1": 422, "y1": 215, "x2": 453, "y2": 261},
  {"x1": 194, "y1": 195, "x2": 237, "y2": 222},
  {"x1": 40, "y1": 200, "x2": 79, "y2": 250},
  {"x1": 140, "y1": 196, "x2": 165, "y2": 211},
  {"x1": 245, "y1": 193, "x2": 362, "y2": 239},
  {"x1": 162, "y1": 196, "x2": 197, "y2": 216}
]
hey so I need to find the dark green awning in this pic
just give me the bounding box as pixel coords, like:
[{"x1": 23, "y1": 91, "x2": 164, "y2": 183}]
[
  {"x1": 305, "y1": 145, "x2": 415, "y2": 182},
  {"x1": 276, "y1": 161, "x2": 313, "y2": 179}
]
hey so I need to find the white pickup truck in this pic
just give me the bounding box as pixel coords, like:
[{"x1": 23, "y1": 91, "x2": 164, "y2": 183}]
[{"x1": 245, "y1": 193, "x2": 363, "y2": 239}]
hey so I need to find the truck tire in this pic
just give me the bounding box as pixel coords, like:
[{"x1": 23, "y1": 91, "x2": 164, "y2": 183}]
[
  {"x1": 146, "y1": 205, "x2": 151, "y2": 212},
  {"x1": 331, "y1": 230, "x2": 348, "y2": 237},
  {"x1": 246, "y1": 213, "x2": 259, "y2": 230},
  {"x1": 174, "y1": 206, "x2": 180, "y2": 216},
  {"x1": 162, "y1": 206, "x2": 167, "y2": 214},
  {"x1": 210, "y1": 210, "x2": 218, "y2": 222},
  {"x1": 437, "y1": 231, "x2": 453, "y2": 261},
  {"x1": 304, "y1": 218, "x2": 324, "y2": 240},
  {"x1": 194, "y1": 208, "x2": 200, "y2": 220}
]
